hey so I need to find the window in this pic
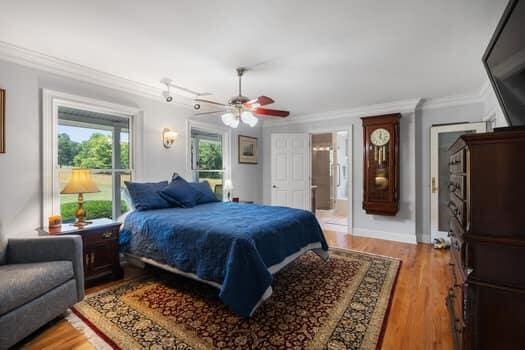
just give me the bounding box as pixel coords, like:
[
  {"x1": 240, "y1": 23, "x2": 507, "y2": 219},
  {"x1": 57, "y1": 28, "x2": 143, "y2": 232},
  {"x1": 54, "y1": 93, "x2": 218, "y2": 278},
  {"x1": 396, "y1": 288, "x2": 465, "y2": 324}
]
[
  {"x1": 57, "y1": 106, "x2": 132, "y2": 222},
  {"x1": 190, "y1": 127, "x2": 225, "y2": 200}
]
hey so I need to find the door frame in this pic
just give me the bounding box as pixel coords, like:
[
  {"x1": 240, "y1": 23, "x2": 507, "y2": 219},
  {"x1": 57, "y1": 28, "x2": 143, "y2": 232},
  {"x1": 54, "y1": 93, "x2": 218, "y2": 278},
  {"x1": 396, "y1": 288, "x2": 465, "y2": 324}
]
[
  {"x1": 308, "y1": 126, "x2": 353, "y2": 232},
  {"x1": 430, "y1": 122, "x2": 486, "y2": 242}
]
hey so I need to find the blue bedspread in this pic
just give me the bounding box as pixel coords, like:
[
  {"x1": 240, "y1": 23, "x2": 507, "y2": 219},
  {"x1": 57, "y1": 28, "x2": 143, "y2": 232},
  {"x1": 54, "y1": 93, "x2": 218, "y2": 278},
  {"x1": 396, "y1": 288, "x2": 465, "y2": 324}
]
[{"x1": 120, "y1": 202, "x2": 328, "y2": 316}]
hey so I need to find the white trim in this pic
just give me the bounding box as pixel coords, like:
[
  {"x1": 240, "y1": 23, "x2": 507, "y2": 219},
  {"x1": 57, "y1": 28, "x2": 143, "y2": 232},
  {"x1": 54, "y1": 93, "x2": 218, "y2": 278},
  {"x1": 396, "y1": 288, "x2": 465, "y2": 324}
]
[
  {"x1": 41, "y1": 89, "x2": 142, "y2": 225},
  {"x1": 422, "y1": 93, "x2": 483, "y2": 110},
  {"x1": 429, "y1": 122, "x2": 486, "y2": 243},
  {"x1": 262, "y1": 82, "x2": 491, "y2": 128},
  {"x1": 263, "y1": 98, "x2": 421, "y2": 127},
  {"x1": 422, "y1": 81, "x2": 491, "y2": 110},
  {"x1": 307, "y1": 126, "x2": 353, "y2": 231},
  {"x1": 352, "y1": 227, "x2": 417, "y2": 244},
  {"x1": 0, "y1": 40, "x2": 195, "y2": 108}
]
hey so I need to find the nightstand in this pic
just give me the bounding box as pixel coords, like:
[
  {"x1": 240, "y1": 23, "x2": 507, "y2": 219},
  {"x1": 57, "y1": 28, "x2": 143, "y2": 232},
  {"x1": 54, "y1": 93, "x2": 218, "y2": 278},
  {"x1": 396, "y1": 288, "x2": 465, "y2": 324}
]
[{"x1": 38, "y1": 218, "x2": 123, "y2": 288}]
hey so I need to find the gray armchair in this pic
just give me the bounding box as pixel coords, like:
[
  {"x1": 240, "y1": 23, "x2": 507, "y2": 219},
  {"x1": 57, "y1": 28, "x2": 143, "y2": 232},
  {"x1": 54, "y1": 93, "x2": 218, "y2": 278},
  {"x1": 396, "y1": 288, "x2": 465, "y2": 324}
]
[{"x1": 0, "y1": 235, "x2": 84, "y2": 349}]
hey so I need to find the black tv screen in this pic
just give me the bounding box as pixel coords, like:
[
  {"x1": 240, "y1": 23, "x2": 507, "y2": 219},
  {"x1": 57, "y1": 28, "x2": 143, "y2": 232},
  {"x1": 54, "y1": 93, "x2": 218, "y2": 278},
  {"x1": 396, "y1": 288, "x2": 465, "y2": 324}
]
[{"x1": 483, "y1": 0, "x2": 525, "y2": 127}]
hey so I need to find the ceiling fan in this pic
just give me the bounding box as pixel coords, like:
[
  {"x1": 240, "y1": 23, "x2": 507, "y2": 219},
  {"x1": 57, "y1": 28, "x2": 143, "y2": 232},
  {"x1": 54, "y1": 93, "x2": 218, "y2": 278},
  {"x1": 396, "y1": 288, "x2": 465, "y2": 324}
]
[{"x1": 194, "y1": 68, "x2": 290, "y2": 128}]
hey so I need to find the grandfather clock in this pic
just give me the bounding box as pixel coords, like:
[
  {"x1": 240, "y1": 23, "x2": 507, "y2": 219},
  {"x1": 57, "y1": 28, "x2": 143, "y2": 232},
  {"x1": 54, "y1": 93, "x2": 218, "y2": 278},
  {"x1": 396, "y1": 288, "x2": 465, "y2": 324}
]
[{"x1": 361, "y1": 113, "x2": 401, "y2": 215}]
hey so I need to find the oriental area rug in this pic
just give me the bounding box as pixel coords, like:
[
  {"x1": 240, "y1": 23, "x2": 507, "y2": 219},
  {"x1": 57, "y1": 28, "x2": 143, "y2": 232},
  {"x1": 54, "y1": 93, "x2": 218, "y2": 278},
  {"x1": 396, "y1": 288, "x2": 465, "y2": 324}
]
[{"x1": 71, "y1": 249, "x2": 400, "y2": 350}]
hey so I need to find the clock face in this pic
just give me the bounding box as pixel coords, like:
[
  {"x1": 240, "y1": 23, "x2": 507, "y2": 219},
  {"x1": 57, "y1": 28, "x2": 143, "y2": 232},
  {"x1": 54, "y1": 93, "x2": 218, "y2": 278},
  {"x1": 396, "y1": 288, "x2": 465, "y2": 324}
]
[{"x1": 370, "y1": 128, "x2": 390, "y2": 146}]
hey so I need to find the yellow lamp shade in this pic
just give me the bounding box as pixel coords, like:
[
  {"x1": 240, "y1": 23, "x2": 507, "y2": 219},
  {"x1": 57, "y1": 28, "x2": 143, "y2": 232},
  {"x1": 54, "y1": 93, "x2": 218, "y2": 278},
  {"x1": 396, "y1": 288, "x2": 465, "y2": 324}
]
[{"x1": 61, "y1": 168, "x2": 100, "y2": 194}]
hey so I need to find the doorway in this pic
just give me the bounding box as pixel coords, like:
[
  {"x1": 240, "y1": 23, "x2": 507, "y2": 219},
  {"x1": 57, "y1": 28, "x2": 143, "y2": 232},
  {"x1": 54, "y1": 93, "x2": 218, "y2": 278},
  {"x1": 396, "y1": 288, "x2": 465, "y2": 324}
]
[
  {"x1": 311, "y1": 130, "x2": 350, "y2": 233},
  {"x1": 430, "y1": 122, "x2": 486, "y2": 242}
]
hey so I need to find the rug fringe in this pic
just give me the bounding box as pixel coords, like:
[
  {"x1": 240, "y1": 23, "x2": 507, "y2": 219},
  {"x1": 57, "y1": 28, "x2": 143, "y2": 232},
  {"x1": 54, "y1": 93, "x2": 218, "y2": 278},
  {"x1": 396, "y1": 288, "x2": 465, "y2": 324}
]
[{"x1": 65, "y1": 309, "x2": 113, "y2": 350}]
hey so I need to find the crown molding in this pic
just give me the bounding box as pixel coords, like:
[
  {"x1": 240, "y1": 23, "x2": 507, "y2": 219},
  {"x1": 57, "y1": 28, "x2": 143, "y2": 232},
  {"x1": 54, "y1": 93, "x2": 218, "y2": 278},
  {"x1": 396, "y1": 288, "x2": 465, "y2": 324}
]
[
  {"x1": 0, "y1": 40, "x2": 494, "y2": 118},
  {"x1": 263, "y1": 98, "x2": 422, "y2": 127},
  {"x1": 263, "y1": 80, "x2": 492, "y2": 128},
  {"x1": 0, "y1": 40, "x2": 194, "y2": 109},
  {"x1": 421, "y1": 80, "x2": 490, "y2": 110}
]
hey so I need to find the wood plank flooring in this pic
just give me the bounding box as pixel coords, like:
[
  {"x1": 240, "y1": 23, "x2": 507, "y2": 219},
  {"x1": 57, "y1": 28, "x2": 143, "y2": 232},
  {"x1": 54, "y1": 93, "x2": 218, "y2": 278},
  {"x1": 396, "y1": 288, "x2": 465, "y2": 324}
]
[{"x1": 22, "y1": 232, "x2": 453, "y2": 350}]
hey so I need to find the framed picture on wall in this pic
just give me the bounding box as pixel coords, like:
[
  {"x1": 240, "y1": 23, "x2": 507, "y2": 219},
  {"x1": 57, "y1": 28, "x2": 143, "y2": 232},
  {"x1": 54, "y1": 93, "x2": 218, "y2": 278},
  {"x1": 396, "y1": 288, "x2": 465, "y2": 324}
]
[
  {"x1": 238, "y1": 135, "x2": 258, "y2": 164},
  {"x1": 0, "y1": 88, "x2": 5, "y2": 153}
]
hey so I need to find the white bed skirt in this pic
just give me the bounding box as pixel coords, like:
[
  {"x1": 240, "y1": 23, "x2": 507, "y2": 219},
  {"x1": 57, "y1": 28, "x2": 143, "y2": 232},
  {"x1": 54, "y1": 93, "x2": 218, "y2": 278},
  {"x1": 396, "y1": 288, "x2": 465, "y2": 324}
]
[{"x1": 124, "y1": 241, "x2": 329, "y2": 316}]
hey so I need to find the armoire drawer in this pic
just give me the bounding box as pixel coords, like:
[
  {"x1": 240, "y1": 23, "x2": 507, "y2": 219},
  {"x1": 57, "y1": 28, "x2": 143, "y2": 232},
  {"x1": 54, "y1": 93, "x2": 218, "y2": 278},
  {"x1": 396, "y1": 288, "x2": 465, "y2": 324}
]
[
  {"x1": 449, "y1": 174, "x2": 466, "y2": 200},
  {"x1": 449, "y1": 193, "x2": 466, "y2": 228},
  {"x1": 449, "y1": 149, "x2": 466, "y2": 174}
]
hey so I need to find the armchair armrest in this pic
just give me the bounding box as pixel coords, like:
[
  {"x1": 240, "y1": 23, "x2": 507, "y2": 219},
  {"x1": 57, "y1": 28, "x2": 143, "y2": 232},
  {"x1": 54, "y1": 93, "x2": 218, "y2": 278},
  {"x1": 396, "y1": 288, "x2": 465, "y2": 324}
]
[{"x1": 7, "y1": 236, "x2": 85, "y2": 300}]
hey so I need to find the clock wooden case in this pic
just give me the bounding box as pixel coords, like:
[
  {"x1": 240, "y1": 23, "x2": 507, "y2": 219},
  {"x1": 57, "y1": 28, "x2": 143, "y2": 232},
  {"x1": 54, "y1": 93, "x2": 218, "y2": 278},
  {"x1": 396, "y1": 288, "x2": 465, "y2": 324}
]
[{"x1": 361, "y1": 113, "x2": 401, "y2": 215}]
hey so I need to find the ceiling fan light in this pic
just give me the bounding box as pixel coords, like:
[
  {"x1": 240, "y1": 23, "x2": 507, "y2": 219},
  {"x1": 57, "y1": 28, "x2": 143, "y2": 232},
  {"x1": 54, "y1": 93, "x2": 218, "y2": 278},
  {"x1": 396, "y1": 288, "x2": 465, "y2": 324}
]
[
  {"x1": 241, "y1": 110, "x2": 253, "y2": 122},
  {"x1": 241, "y1": 111, "x2": 258, "y2": 127},
  {"x1": 221, "y1": 113, "x2": 234, "y2": 126},
  {"x1": 230, "y1": 117, "x2": 240, "y2": 128}
]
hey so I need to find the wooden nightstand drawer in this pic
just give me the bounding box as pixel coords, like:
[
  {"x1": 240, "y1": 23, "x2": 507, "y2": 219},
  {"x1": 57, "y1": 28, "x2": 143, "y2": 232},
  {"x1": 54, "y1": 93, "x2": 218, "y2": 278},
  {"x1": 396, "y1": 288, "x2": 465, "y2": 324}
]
[{"x1": 84, "y1": 229, "x2": 118, "y2": 245}]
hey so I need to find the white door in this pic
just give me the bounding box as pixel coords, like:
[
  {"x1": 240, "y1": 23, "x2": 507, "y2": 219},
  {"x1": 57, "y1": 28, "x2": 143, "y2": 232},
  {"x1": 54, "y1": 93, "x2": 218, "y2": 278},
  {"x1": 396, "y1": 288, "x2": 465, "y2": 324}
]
[
  {"x1": 430, "y1": 122, "x2": 486, "y2": 242},
  {"x1": 271, "y1": 133, "x2": 309, "y2": 209}
]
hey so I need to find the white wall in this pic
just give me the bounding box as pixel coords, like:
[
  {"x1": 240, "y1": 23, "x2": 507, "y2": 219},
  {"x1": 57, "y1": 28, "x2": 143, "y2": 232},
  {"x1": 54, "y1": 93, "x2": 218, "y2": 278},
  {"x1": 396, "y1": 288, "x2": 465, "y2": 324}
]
[
  {"x1": 231, "y1": 125, "x2": 263, "y2": 203},
  {"x1": 262, "y1": 110, "x2": 418, "y2": 244},
  {"x1": 0, "y1": 59, "x2": 262, "y2": 237},
  {"x1": 262, "y1": 99, "x2": 493, "y2": 244}
]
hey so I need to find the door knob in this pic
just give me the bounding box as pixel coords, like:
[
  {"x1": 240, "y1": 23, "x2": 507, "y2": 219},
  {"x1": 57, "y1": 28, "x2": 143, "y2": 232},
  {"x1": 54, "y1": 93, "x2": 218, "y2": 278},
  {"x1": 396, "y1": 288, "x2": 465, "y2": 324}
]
[{"x1": 272, "y1": 185, "x2": 277, "y2": 188}]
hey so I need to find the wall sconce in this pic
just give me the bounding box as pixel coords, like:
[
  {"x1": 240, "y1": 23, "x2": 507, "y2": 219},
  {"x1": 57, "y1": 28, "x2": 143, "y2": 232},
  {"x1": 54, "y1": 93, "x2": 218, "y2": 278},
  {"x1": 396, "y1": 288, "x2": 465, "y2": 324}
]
[{"x1": 162, "y1": 128, "x2": 178, "y2": 148}]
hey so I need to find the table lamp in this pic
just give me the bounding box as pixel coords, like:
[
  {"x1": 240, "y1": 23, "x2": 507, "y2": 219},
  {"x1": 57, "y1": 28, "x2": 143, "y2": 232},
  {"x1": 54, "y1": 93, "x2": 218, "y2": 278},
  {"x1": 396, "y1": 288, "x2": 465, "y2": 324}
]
[
  {"x1": 61, "y1": 168, "x2": 100, "y2": 227},
  {"x1": 224, "y1": 179, "x2": 234, "y2": 201}
]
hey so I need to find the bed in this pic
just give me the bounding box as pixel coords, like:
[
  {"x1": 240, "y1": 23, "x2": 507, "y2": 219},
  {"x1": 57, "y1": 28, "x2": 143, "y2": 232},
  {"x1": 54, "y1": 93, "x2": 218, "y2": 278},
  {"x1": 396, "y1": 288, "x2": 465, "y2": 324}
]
[{"x1": 119, "y1": 201, "x2": 328, "y2": 317}]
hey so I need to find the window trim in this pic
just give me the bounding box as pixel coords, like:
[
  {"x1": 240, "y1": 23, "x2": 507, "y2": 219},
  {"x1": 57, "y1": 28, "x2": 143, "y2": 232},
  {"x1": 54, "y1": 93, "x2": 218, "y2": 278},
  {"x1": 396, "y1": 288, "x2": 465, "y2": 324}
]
[
  {"x1": 42, "y1": 89, "x2": 142, "y2": 225},
  {"x1": 186, "y1": 120, "x2": 231, "y2": 190}
]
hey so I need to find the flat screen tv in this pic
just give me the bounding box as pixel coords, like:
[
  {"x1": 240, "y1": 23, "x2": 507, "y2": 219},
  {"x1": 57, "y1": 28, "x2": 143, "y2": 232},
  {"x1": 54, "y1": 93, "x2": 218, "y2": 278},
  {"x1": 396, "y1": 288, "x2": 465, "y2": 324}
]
[{"x1": 483, "y1": 0, "x2": 525, "y2": 127}]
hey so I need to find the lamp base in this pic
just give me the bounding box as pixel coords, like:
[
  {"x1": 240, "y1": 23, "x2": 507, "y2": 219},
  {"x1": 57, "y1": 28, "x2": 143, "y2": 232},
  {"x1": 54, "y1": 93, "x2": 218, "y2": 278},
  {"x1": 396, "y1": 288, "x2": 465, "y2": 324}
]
[{"x1": 73, "y1": 193, "x2": 92, "y2": 227}]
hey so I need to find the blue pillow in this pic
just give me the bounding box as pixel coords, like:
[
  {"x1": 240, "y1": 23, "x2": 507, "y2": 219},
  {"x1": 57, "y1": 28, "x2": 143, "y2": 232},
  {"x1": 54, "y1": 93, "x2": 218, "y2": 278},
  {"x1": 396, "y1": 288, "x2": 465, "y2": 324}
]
[
  {"x1": 159, "y1": 176, "x2": 198, "y2": 208},
  {"x1": 190, "y1": 181, "x2": 220, "y2": 204},
  {"x1": 124, "y1": 181, "x2": 170, "y2": 211}
]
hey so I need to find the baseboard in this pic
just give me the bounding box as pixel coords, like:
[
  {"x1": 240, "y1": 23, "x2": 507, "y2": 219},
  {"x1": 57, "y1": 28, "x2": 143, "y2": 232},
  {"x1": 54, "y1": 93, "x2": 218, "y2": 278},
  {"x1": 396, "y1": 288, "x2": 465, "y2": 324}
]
[
  {"x1": 352, "y1": 227, "x2": 417, "y2": 244},
  {"x1": 419, "y1": 234, "x2": 432, "y2": 244}
]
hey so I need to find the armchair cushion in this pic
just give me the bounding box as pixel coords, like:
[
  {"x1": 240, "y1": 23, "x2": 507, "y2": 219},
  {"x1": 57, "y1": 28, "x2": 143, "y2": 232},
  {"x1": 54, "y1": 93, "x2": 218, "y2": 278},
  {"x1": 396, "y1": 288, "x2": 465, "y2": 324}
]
[
  {"x1": 7, "y1": 236, "x2": 85, "y2": 300},
  {"x1": 0, "y1": 261, "x2": 73, "y2": 315}
]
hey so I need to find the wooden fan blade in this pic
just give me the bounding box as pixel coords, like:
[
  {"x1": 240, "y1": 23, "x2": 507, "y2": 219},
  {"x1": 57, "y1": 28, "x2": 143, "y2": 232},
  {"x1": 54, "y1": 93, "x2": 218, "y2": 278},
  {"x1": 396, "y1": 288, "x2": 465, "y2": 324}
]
[
  {"x1": 194, "y1": 98, "x2": 227, "y2": 107},
  {"x1": 244, "y1": 95, "x2": 274, "y2": 109},
  {"x1": 253, "y1": 107, "x2": 290, "y2": 117}
]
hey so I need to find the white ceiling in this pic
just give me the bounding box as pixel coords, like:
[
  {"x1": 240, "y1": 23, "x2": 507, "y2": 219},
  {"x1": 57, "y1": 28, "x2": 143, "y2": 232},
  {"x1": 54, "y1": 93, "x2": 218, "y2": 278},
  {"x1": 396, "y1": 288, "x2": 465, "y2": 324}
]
[{"x1": 0, "y1": 0, "x2": 507, "y2": 116}]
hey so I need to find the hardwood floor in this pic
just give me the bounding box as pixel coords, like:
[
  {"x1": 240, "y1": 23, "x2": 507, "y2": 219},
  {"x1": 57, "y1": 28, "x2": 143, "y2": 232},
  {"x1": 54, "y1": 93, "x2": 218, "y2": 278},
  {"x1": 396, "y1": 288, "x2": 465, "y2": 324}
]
[{"x1": 22, "y1": 232, "x2": 453, "y2": 350}]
